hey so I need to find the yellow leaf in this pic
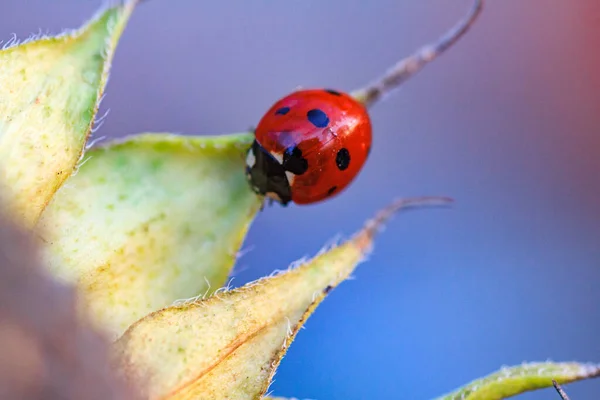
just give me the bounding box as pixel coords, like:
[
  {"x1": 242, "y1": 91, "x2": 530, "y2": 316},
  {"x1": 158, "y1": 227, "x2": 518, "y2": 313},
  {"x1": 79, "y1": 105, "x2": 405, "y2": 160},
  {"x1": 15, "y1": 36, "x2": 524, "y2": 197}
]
[
  {"x1": 36, "y1": 133, "x2": 262, "y2": 339},
  {"x1": 111, "y1": 196, "x2": 452, "y2": 400},
  {"x1": 0, "y1": 1, "x2": 137, "y2": 227}
]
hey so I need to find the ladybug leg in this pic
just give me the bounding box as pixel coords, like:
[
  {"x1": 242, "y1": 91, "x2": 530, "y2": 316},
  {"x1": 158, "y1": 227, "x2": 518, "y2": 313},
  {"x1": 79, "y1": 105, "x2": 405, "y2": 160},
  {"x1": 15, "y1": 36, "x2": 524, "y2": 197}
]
[
  {"x1": 258, "y1": 197, "x2": 266, "y2": 212},
  {"x1": 279, "y1": 198, "x2": 290, "y2": 208}
]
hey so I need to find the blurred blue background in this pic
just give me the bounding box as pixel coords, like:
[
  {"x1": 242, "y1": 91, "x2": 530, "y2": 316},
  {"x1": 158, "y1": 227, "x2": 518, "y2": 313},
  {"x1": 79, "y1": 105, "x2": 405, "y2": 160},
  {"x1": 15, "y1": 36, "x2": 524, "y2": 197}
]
[{"x1": 4, "y1": 0, "x2": 599, "y2": 398}]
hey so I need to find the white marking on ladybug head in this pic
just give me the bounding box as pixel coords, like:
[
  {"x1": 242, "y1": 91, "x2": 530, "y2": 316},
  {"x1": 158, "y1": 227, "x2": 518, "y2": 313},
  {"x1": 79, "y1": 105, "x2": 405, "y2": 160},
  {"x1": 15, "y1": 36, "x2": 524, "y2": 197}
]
[
  {"x1": 246, "y1": 149, "x2": 256, "y2": 168},
  {"x1": 285, "y1": 171, "x2": 296, "y2": 185},
  {"x1": 270, "y1": 151, "x2": 283, "y2": 164}
]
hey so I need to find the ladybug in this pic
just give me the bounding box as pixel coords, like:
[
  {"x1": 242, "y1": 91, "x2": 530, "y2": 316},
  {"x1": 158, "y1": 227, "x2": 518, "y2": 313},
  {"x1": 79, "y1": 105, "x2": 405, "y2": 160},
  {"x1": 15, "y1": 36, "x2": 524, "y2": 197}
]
[{"x1": 245, "y1": 88, "x2": 372, "y2": 206}]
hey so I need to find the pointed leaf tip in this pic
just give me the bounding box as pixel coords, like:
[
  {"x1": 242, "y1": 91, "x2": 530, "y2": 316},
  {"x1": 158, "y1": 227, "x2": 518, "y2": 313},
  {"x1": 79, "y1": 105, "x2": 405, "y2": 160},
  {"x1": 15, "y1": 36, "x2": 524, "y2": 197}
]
[
  {"x1": 352, "y1": 196, "x2": 453, "y2": 252},
  {"x1": 111, "y1": 196, "x2": 451, "y2": 399},
  {"x1": 435, "y1": 361, "x2": 600, "y2": 400},
  {"x1": 0, "y1": 1, "x2": 137, "y2": 227}
]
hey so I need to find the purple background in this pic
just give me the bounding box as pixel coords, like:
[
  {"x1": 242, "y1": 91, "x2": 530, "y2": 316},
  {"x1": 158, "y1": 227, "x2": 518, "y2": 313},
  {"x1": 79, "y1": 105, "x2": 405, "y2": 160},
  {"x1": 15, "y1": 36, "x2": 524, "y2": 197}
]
[{"x1": 4, "y1": 0, "x2": 600, "y2": 398}]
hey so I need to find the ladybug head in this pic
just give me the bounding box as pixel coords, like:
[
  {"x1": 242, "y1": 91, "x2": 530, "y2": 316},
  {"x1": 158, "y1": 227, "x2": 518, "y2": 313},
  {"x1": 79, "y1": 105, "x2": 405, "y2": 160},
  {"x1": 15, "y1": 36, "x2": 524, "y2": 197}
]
[{"x1": 245, "y1": 139, "x2": 293, "y2": 206}]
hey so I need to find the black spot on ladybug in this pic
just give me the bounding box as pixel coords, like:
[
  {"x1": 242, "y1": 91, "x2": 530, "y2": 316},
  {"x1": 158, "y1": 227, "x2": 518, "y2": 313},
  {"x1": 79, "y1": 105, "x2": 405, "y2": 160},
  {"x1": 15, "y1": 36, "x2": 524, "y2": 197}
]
[
  {"x1": 324, "y1": 285, "x2": 333, "y2": 294},
  {"x1": 275, "y1": 107, "x2": 290, "y2": 115},
  {"x1": 327, "y1": 186, "x2": 337, "y2": 196},
  {"x1": 307, "y1": 109, "x2": 329, "y2": 128},
  {"x1": 324, "y1": 89, "x2": 341, "y2": 96},
  {"x1": 366, "y1": 145, "x2": 371, "y2": 156},
  {"x1": 336, "y1": 148, "x2": 350, "y2": 170},
  {"x1": 283, "y1": 146, "x2": 308, "y2": 175}
]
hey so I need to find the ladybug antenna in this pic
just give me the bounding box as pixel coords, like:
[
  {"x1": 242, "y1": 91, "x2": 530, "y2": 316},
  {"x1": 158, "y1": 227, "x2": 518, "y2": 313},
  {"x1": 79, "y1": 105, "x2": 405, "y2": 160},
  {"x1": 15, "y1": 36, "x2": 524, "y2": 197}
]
[{"x1": 352, "y1": 0, "x2": 484, "y2": 108}]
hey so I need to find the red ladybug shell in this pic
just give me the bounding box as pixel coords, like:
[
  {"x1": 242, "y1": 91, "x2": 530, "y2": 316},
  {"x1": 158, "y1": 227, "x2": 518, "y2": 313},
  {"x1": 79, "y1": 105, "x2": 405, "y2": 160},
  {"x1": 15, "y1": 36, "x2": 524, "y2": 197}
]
[{"x1": 246, "y1": 88, "x2": 372, "y2": 205}]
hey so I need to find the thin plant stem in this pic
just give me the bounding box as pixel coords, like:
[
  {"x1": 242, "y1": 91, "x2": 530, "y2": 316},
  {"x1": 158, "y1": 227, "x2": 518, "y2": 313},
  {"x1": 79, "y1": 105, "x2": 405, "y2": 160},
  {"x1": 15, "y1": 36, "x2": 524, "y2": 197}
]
[
  {"x1": 352, "y1": 0, "x2": 484, "y2": 108},
  {"x1": 552, "y1": 380, "x2": 572, "y2": 400}
]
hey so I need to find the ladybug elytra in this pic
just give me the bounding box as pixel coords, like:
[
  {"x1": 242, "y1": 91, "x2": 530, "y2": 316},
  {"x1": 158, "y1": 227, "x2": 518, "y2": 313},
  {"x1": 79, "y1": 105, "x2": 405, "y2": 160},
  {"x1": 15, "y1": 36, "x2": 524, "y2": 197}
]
[{"x1": 245, "y1": 88, "x2": 372, "y2": 206}]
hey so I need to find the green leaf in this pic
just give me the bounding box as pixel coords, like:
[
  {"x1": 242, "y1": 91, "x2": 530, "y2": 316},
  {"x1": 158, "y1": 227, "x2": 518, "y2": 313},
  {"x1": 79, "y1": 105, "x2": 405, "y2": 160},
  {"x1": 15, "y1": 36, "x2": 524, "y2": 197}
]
[
  {"x1": 111, "y1": 197, "x2": 451, "y2": 400},
  {"x1": 435, "y1": 362, "x2": 600, "y2": 400},
  {"x1": 37, "y1": 132, "x2": 262, "y2": 339},
  {"x1": 262, "y1": 397, "x2": 298, "y2": 400},
  {"x1": 0, "y1": 1, "x2": 137, "y2": 227}
]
